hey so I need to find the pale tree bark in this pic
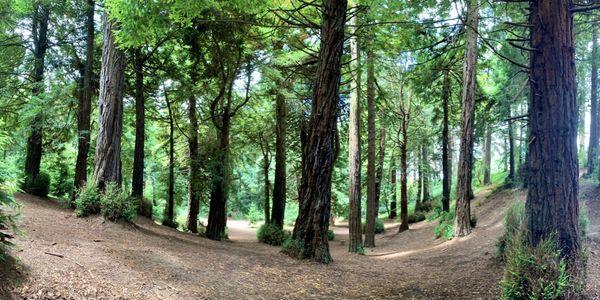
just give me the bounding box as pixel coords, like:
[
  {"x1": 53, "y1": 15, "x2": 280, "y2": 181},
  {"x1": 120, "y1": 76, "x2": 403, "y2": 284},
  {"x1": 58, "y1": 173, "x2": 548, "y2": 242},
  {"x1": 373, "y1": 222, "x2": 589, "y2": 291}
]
[
  {"x1": 93, "y1": 14, "x2": 125, "y2": 190},
  {"x1": 454, "y1": 0, "x2": 479, "y2": 237},
  {"x1": 347, "y1": 13, "x2": 363, "y2": 253},
  {"x1": 290, "y1": 0, "x2": 347, "y2": 263}
]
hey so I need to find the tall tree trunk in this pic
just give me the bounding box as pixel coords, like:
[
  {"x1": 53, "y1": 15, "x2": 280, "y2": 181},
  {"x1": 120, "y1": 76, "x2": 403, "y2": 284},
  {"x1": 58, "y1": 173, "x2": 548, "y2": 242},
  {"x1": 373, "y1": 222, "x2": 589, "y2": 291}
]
[
  {"x1": 347, "y1": 14, "x2": 363, "y2": 253},
  {"x1": 289, "y1": 0, "x2": 347, "y2": 264},
  {"x1": 454, "y1": 0, "x2": 479, "y2": 237},
  {"x1": 399, "y1": 130, "x2": 409, "y2": 232},
  {"x1": 131, "y1": 48, "x2": 149, "y2": 216},
  {"x1": 527, "y1": 0, "x2": 580, "y2": 268},
  {"x1": 415, "y1": 147, "x2": 422, "y2": 212},
  {"x1": 206, "y1": 110, "x2": 231, "y2": 240},
  {"x1": 389, "y1": 162, "x2": 397, "y2": 219},
  {"x1": 163, "y1": 91, "x2": 176, "y2": 228},
  {"x1": 187, "y1": 94, "x2": 201, "y2": 233},
  {"x1": 271, "y1": 87, "x2": 287, "y2": 228},
  {"x1": 375, "y1": 128, "x2": 387, "y2": 205},
  {"x1": 422, "y1": 145, "x2": 430, "y2": 209},
  {"x1": 588, "y1": 26, "x2": 599, "y2": 176},
  {"x1": 441, "y1": 70, "x2": 451, "y2": 212},
  {"x1": 261, "y1": 140, "x2": 271, "y2": 225},
  {"x1": 24, "y1": 5, "x2": 50, "y2": 190},
  {"x1": 507, "y1": 116, "x2": 515, "y2": 182},
  {"x1": 74, "y1": 0, "x2": 95, "y2": 190},
  {"x1": 93, "y1": 14, "x2": 125, "y2": 190},
  {"x1": 364, "y1": 39, "x2": 377, "y2": 248},
  {"x1": 483, "y1": 123, "x2": 492, "y2": 185}
]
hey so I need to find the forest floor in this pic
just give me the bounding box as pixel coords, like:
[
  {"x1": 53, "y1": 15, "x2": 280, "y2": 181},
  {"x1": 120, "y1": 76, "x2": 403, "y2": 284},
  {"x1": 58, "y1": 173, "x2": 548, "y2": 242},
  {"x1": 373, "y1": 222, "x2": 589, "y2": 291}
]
[{"x1": 1, "y1": 180, "x2": 599, "y2": 299}]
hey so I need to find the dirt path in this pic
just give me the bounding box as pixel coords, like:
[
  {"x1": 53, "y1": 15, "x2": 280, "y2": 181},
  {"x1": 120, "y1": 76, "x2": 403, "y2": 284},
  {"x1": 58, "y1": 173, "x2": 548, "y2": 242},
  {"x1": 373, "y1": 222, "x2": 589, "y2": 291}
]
[{"x1": 2, "y1": 181, "x2": 598, "y2": 299}]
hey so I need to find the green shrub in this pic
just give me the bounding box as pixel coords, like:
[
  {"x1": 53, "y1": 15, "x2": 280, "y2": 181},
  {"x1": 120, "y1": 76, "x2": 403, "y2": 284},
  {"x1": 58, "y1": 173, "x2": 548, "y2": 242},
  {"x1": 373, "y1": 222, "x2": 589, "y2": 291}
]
[
  {"x1": 247, "y1": 205, "x2": 263, "y2": 226},
  {"x1": 75, "y1": 181, "x2": 100, "y2": 217},
  {"x1": 281, "y1": 237, "x2": 305, "y2": 259},
  {"x1": 100, "y1": 183, "x2": 137, "y2": 222},
  {"x1": 24, "y1": 171, "x2": 50, "y2": 197},
  {"x1": 356, "y1": 246, "x2": 365, "y2": 255},
  {"x1": 362, "y1": 218, "x2": 385, "y2": 234},
  {"x1": 257, "y1": 223, "x2": 288, "y2": 246},
  {"x1": 426, "y1": 206, "x2": 443, "y2": 222},
  {"x1": 497, "y1": 201, "x2": 525, "y2": 258},
  {"x1": 500, "y1": 233, "x2": 569, "y2": 300},
  {"x1": 0, "y1": 156, "x2": 20, "y2": 259},
  {"x1": 408, "y1": 211, "x2": 426, "y2": 223},
  {"x1": 434, "y1": 211, "x2": 455, "y2": 240},
  {"x1": 327, "y1": 229, "x2": 335, "y2": 241}
]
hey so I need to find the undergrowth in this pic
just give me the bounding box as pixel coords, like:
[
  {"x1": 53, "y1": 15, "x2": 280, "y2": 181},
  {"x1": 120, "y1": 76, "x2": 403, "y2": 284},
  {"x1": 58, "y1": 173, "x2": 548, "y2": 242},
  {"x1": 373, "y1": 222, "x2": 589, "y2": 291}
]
[{"x1": 257, "y1": 223, "x2": 289, "y2": 246}]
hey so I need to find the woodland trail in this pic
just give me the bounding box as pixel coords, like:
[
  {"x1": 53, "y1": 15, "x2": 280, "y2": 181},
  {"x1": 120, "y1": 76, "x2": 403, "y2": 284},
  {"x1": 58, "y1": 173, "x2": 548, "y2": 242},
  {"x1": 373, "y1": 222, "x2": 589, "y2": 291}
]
[{"x1": 2, "y1": 181, "x2": 599, "y2": 300}]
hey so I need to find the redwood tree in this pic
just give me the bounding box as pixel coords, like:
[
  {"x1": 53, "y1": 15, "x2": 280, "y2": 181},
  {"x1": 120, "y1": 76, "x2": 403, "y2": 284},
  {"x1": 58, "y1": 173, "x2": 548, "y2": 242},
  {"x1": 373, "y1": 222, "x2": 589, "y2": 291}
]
[
  {"x1": 93, "y1": 14, "x2": 125, "y2": 190},
  {"x1": 271, "y1": 86, "x2": 287, "y2": 228},
  {"x1": 454, "y1": 0, "x2": 479, "y2": 237},
  {"x1": 289, "y1": 0, "x2": 347, "y2": 263},
  {"x1": 588, "y1": 26, "x2": 598, "y2": 176},
  {"x1": 441, "y1": 69, "x2": 451, "y2": 212},
  {"x1": 364, "y1": 38, "x2": 377, "y2": 247}
]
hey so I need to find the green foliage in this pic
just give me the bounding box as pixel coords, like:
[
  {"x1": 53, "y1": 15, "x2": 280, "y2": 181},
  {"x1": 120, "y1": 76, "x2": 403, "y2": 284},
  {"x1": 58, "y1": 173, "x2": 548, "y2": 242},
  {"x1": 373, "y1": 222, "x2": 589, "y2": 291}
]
[
  {"x1": 24, "y1": 171, "x2": 50, "y2": 197},
  {"x1": 99, "y1": 183, "x2": 137, "y2": 222},
  {"x1": 247, "y1": 205, "x2": 263, "y2": 226},
  {"x1": 257, "y1": 223, "x2": 288, "y2": 246},
  {"x1": 74, "y1": 181, "x2": 100, "y2": 217},
  {"x1": 327, "y1": 229, "x2": 335, "y2": 241},
  {"x1": 280, "y1": 237, "x2": 305, "y2": 259},
  {"x1": 356, "y1": 246, "x2": 365, "y2": 255},
  {"x1": 497, "y1": 201, "x2": 526, "y2": 258},
  {"x1": 579, "y1": 202, "x2": 590, "y2": 241},
  {"x1": 434, "y1": 211, "x2": 455, "y2": 240},
  {"x1": 408, "y1": 211, "x2": 426, "y2": 223},
  {"x1": 363, "y1": 219, "x2": 385, "y2": 234},
  {"x1": 426, "y1": 206, "x2": 444, "y2": 222},
  {"x1": 500, "y1": 233, "x2": 569, "y2": 300},
  {"x1": 0, "y1": 139, "x2": 20, "y2": 259}
]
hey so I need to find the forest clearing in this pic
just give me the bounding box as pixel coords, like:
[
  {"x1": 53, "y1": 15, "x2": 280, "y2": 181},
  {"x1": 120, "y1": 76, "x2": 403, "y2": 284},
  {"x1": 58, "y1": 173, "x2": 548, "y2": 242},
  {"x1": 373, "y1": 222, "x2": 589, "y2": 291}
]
[{"x1": 1, "y1": 0, "x2": 600, "y2": 299}]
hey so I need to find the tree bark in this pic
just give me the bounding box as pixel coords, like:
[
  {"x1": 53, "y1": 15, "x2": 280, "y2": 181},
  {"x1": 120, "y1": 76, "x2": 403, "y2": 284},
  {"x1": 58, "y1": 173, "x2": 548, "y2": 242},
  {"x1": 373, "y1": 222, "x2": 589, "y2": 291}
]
[
  {"x1": 24, "y1": 4, "x2": 50, "y2": 189},
  {"x1": 261, "y1": 138, "x2": 271, "y2": 224},
  {"x1": 588, "y1": 26, "x2": 599, "y2": 176},
  {"x1": 187, "y1": 94, "x2": 201, "y2": 233},
  {"x1": 347, "y1": 13, "x2": 363, "y2": 253},
  {"x1": 483, "y1": 123, "x2": 492, "y2": 185},
  {"x1": 526, "y1": 0, "x2": 580, "y2": 266},
  {"x1": 131, "y1": 48, "x2": 149, "y2": 216},
  {"x1": 74, "y1": 0, "x2": 95, "y2": 190},
  {"x1": 163, "y1": 90, "x2": 176, "y2": 228},
  {"x1": 441, "y1": 70, "x2": 451, "y2": 212},
  {"x1": 422, "y1": 145, "x2": 430, "y2": 209},
  {"x1": 507, "y1": 116, "x2": 515, "y2": 182},
  {"x1": 415, "y1": 147, "x2": 422, "y2": 212},
  {"x1": 93, "y1": 14, "x2": 125, "y2": 190},
  {"x1": 271, "y1": 86, "x2": 287, "y2": 228},
  {"x1": 454, "y1": 0, "x2": 479, "y2": 237},
  {"x1": 375, "y1": 128, "x2": 387, "y2": 206},
  {"x1": 389, "y1": 162, "x2": 397, "y2": 219},
  {"x1": 364, "y1": 38, "x2": 377, "y2": 248},
  {"x1": 399, "y1": 128, "x2": 409, "y2": 232},
  {"x1": 290, "y1": 0, "x2": 347, "y2": 264}
]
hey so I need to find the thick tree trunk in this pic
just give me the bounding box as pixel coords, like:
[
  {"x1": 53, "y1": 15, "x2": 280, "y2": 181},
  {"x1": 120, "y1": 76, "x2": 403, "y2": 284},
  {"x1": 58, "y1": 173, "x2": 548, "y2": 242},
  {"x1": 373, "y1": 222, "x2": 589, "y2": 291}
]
[
  {"x1": 399, "y1": 137, "x2": 409, "y2": 232},
  {"x1": 74, "y1": 0, "x2": 95, "y2": 190},
  {"x1": 290, "y1": 0, "x2": 347, "y2": 264},
  {"x1": 441, "y1": 70, "x2": 451, "y2": 212},
  {"x1": 389, "y1": 163, "x2": 397, "y2": 219},
  {"x1": 454, "y1": 0, "x2": 479, "y2": 237},
  {"x1": 483, "y1": 123, "x2": 492, "y2": 185},
  {"x1": 364, "y1": 40, "x2": 377, "y2": 248},
  {"x1": 163, "y1": 92, "x2": 176, "y2": 228},
  {"x1": 422, "y1": 145, "x2": 430, "y2": 209},
  {"x1": 206, "y1": 112, "x2": 231, "y2": 240},
  {"x1": 131, "y1": 49, "x2": 149, "y2": 216},
  {"x1": 347, "y1": 14, "x2": 363, "y2": 253},
  {"x1": 588, "y1": 26, "x2": 599, "y2": 176},
  {"x1": 271, "y1": 87, "x2": 287, "y2": 228},
  {"x1": 526, "y1": 0, "x2": 580, "y2": 267},
  {"x1": 24, "y1": 5, "x2": 50, "y2": 189},
  {"x1": 187, "y1": 95, "x2": 201, "y2": 233},
  {"x1": 93, "y1": 14, "x2": 125, "y2": 190}
]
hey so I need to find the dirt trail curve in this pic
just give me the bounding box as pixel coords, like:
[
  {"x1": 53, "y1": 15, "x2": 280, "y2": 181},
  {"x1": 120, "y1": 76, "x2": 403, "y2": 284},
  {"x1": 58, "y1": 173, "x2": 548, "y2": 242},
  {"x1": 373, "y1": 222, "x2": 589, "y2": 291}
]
[{"x1": 1, "y1": 181, "x2": 599, "y2": 299}]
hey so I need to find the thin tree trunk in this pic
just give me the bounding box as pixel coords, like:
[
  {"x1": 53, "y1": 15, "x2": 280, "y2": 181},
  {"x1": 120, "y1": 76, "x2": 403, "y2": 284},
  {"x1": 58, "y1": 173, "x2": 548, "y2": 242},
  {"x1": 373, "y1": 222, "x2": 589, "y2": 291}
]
[
  {"x1": 415, "y1": 147, "x2": 422, "y2": 212},
  {"x1": 441, "y1": 70, "x2": 451, "y2": 212},
  {"x1": 588, "y1": 26, "x2": 599, "y2": 176},
  {"x1": 389, "y1": 162, "x2": 397, "y2": 219},
  {"x1": 399, "y1": 130, "x2": 409, "y2": 232},
  {"x1": 347, "y1": 13, "x2": 363, "y2": 253},
  {"x1": 454, "y1": 0, "x2": 479, "y2": 237},
  {"x1": 24, "y1": 5, "x2": 50, "y2": 190},
  {"x1": 483, "y1": 123, "x2": 492, "y2": 185},
  {"x1": 163, "y1": 90, "x2": 176, "y2": 228},
  {"x1": 422, "y1": 145, "x2": 430, "y2": 209},
  {"x1": 527, "y1": 0, "x2": 580, "y2": 268},
  {"x1": 375, "y1": 128, "x2": 387, "y2": 206},
  {"x1": 131, "y1": 48, "x2": 149, "y2": 215},
  {"x1": 187, "y1": 94, "x2": 201, "y2": 233},
  {"x1": 290, "y1": 0, "x2": 347, "y2": 264},
  {"x1": 74, "y1": 0, "x2": 95, "y2": 190},
  {"x1": 271, "y1": 87, "x2": 287, "y2": 228},
  {"x1": 507, "y1": 117, "x2": 515, "y2": 182},
  {"x1": 93, "y1": 14, "x2": 125, "y2": 190},
  {"x1": 261, "y1": 139, "x2": 271, "y2": 224},
  {"x1": 364, "y1": 38, "x2": 377, "y2": 248}
]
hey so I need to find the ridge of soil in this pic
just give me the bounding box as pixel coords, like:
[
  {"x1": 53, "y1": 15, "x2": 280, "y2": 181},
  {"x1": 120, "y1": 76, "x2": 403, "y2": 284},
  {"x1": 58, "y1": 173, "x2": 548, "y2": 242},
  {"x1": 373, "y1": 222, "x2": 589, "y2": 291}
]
[{"x1": 1, "y1": 181, "x2": 599, "y2": 299}]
